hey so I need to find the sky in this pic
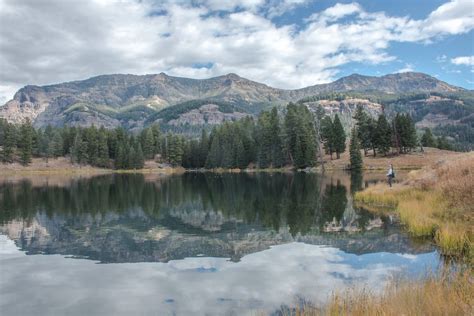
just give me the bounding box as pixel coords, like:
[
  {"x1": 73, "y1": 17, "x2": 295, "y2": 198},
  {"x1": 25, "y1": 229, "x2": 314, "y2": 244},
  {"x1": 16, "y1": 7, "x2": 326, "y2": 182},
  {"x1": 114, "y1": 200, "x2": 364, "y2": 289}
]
[{"x1": 0, "y1": 0, "x2": 473, "y2": 103}]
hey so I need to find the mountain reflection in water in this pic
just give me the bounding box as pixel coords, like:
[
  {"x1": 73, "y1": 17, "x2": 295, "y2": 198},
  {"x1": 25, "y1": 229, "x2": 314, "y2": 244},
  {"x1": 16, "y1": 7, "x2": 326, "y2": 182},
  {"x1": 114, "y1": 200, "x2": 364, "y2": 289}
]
[{"x1": 0, "y1": 172, "x2": 434, "y2": 263}]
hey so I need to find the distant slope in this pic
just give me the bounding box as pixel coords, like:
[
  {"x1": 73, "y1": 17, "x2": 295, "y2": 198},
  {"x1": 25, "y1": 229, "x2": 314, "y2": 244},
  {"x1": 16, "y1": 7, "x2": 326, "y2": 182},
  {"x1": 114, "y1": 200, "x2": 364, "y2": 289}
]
[
  {"x1": 0, "y1": 71, "x2": 466, "y2": 131},
  {"x1": 297, "y1": 90, "x2": 474, "y2": 151}
]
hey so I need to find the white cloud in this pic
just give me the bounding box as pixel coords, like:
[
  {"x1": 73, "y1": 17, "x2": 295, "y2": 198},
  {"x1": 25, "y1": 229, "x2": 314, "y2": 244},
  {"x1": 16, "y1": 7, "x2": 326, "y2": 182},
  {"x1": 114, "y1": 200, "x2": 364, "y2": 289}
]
[
  {"x1": 451, "y1": 55, "x2": 474, "y2": 66},
  {"x1": 0, "y1": 0, "x2": 473, "y2": 102},
  {"x1": 0, "y1": 240, "x2": 438, "y2": 315},
  {"x1": 395, "y1": 63, "x2": 415, "y2": 73}
]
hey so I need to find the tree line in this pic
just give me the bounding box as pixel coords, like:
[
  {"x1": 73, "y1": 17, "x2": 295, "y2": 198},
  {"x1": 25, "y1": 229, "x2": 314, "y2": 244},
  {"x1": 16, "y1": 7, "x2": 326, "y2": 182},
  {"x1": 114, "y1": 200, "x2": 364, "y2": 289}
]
[{"x1": 0, "y1": 102, "x2": 453, "y2": 170}]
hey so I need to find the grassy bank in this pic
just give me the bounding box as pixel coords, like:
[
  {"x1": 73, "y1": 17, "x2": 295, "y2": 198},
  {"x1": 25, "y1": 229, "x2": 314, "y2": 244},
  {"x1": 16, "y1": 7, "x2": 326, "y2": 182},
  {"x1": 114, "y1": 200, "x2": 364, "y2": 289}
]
[
  {"x1": 0, "y1": 157, "x2": 185, "y2": 176},
  {"x1": 291, "y1": 270, "x2": 473, "y2": 315},
  {"x1": 292, "y1": 151, "x2": 474, "y2": 316},
  {"x1": 321, "y1": 147, "x2": 464, "y2": 171},
  {"x1": 355, "y1": 152, "x2": 473, "y2": 262}
]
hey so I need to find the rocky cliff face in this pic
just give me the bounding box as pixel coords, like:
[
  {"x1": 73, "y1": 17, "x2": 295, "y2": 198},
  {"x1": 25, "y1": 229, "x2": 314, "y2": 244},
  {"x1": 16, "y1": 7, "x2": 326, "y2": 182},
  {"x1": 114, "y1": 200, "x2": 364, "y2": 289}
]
[
  {"x1": 0, "y1": 72, "x2": 464, "y2": 129},
  {"x1": 303, "y1": 98, "x2": 383, "y2": 131},
  {"x1": 167, "y1": 104, "x2": 250, "y2": 126}
]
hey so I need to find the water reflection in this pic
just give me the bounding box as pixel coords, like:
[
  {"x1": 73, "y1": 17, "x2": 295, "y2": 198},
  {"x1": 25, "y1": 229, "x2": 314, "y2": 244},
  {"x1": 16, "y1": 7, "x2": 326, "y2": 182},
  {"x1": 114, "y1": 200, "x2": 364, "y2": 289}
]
[{"x1": 0, "y1": 172, "x2": 433, "y2": 263}]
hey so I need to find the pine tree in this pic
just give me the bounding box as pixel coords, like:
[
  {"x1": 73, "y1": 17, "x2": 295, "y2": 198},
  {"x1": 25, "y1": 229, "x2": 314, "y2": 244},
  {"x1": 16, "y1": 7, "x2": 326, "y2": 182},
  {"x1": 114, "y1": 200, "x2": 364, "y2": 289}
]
[
  {"x1": 421, "y1": 128, "x2": 436, "y2": 147},
  {"x1": 142, "y1": 127, "x2": 155, "y2": 159},
  {"x1": 134, "y1": 143, "x2": 145, "y2": 169},
  {"x1": 374, "y1": 114, "x2": 392, "y2": 156},
  {"x1": 349, "y1": 127, "x2": 362, "y2": 170},
  {"x1": 436, "y1": 136, "x2": 453, "y2": 150},
  {"x1": 404, "y1": 114, "x2": 418, "y2": 152},
  {"x1": 85, "y1": 126, "x2": 99, "y2": 165},
  {"x1": 19, "y1": 119, "x2": 33, "y2": 165},
  {"x1": 150, "y1": 124, "x2": 161, "y2": 157},
  {"x1": 284, "y1": 103, "x2": 299, "y2": 165},
  {"x1": 199, "y1": 129, "x2": 209, "y2": 168},
  {"x1": 394, "y1": 113, "x2": 417, "y2": 153},
  {"x1": 206, "y1": 129, "x2": 221, "y2": 168},
  {"x1": 269, "y1": 107, "x2": 284, "y2": 167},
  {"x1": 332, "y1": 114, "x2": 346, "y2": 159},
  {"x1": 128, "y1": 145, "x2": 136, "y2": 169},
  {"x1": 294, "y1": 135, "x2": 306, "y2": 168},
  {"x1": 1, "y1": 123, "x2": 16, "y2": 163},
  {"x1": 353, "y1": 106, "x2": 372, "y2": 156},
  {"x1": 257, "y1": 111, "x2": 272, "y2": 168},
  {"x1": 97, "y1": 128, "x2": 109, "y2": 167},
  {"x1": 50, "y1": 131, "x2": 63, "y2": 158},
  {"x1": 115, "y1": 143, "x2": 127, "y2": 169},
  {"x1": 71, "y1": 132, "x2": 87, "y2": 165},
  {"x1": 284, "y1": 103, "x2": 317, "y2": 168},
  {"x1": 320, "y1": 116, "x2": 334, "y2": 158},
  {"x1": 43, "y1": 125, "x2": 54, "y2": 162}
]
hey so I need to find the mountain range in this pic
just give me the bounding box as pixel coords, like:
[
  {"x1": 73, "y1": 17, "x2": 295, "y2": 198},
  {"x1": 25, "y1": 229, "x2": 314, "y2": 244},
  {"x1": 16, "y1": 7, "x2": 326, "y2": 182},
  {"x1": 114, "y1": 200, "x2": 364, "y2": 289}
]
[{"x1": 0, "y1": 71, "x2": 472, "y2": 149}]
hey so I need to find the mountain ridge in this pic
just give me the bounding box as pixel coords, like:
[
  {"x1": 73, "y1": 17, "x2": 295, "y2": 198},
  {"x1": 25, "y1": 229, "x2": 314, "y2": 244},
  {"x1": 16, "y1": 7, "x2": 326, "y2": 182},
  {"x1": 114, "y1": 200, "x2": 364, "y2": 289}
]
[{"x1": 0, "y1": 71, "x2": 467, "y2": 130}]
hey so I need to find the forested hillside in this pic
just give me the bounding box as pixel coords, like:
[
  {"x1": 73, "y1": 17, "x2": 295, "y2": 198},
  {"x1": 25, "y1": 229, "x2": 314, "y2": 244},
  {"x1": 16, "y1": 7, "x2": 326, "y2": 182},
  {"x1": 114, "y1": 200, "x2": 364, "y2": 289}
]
[
  {"x1": 0, "y1": 72, "x2": 472, "y2": 151},
  {"x1": 1, "y1": 101, "x2": 453, "y2": 170}
]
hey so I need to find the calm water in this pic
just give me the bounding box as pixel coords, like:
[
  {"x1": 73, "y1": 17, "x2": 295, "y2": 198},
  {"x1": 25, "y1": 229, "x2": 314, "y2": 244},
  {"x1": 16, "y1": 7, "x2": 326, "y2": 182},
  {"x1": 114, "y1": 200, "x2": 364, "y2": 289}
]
[{"x1": 0, "y1": 172, "x2": 439, "y2": 315}]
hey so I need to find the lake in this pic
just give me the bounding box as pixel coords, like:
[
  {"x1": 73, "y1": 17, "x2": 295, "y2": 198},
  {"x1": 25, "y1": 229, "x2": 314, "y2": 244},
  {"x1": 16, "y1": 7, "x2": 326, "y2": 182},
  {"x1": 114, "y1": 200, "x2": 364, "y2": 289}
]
[{"x1": 0, "y1": 172, "x2": 440, "y2": 315}]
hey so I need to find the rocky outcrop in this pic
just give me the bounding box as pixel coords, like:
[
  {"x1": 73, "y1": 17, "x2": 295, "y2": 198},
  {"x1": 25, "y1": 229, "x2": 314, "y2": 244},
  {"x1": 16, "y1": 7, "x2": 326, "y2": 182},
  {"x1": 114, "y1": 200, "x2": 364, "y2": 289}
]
[
  {"x1": 303, "y1": 98, "x2": 383, "y2": 131},
  {"x1": 167, "y1": 104, "x2": 250, "y2": 126}
]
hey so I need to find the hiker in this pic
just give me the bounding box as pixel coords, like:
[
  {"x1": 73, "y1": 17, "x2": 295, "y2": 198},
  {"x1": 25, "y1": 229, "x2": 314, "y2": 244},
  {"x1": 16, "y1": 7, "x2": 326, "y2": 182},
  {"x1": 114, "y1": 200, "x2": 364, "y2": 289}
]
[{"x1": 387, "y1": 164, "x2": 395, "y2": 187}]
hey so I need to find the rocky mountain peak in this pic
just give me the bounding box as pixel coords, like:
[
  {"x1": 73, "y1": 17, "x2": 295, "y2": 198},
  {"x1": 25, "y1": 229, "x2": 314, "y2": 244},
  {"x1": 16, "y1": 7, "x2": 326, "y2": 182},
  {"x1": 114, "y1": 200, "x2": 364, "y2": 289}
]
[{"x1": 0, "y1": 71, "x2": 466, "y2": 129}]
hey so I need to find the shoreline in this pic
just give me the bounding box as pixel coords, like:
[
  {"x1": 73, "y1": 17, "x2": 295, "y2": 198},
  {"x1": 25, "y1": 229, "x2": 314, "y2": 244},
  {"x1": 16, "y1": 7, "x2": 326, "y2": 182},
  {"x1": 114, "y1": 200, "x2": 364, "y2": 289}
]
[{"x1": 1, "y1": 148, "x2": 463, "y2": 175}]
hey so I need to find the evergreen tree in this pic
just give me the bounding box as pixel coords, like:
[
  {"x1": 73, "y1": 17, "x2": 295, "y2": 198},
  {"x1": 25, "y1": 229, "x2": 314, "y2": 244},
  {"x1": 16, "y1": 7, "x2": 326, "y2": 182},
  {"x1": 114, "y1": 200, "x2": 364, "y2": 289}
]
[
  {"x1": 257, "y1": 111, "x2": 273, "y2": 168},
  {"x1": 85, "y1": 126, "x2": 99, "y2": 165},
  {"x1": 128, "y1": 145, "x2": 136, "y2": 169},
  {"x1": 134, "y1": 143, "x2": 145, "y2": 169},
  {"x1": 142, "y1": 127, "x2": 155, "y2": 159},
  {"x1": 206, "y1": 130, "x2": 221, "y2": 168},
  {"x1": 394, "y1": 113, "x2": 417, "y2": 153},
  {"x1": 353, "y1": 106, "x2": 372, "y2": 156},
  {"x1": 42, "y1": 125, "x2": 54, "y2": 162},
  {"x1": 284, "y1": 103, "x2": 299, "y2": 165},
  {"x1": 349, "y1": 127, "x2": 362, "y2": 170},
  {"x1": 436, "y1": 136, "x2": 453, "y2": 150},
  {"x1": 115, "y1": 143, "x2": 128, "y2": 169},
  {"x1": 320, "y1": 116, "x2": 334, "y2": 158},
  {"x1": 33, "y1": 128, "x2": 44, "y2": 157},
  {"x1": 97, "y1": 128, "x2": 109, "y2": 167},
  {"x1": 284, "y1": 103, "x2": 317, "y2": 168},
  {"x1": 332, "y1": 114, "x2": 346, "y2": 159},
  {"x1": 19, "y1": 119, "x2": 33, "y2": 165},
  {"x1": 269, "y1": 107, "x2": 284, "y2": 167},
  {"x1": 168, "y1": 135, "x2": 184, "y2": 166},
  {"x1": 199, "y1": 129, "x2": 209, "y2": 167},
  {"x1": 50, "y1": 131, "x2": 63, "y2": 158},
  {"x1": 1, "y1": 122, "x2": 16, "y2": 163},
  {"x1": 374, "y1": 114, "x2": 392, "y2": 156},
  {"x1": 421, "y1": 128, "x2": 436, "y2": 147},
  {"x1": 71, "y1": 132, "x2": 87, "y2": 164},
  {"x1": 150, "y1": 124, "x2": 161, "y2": 157}
]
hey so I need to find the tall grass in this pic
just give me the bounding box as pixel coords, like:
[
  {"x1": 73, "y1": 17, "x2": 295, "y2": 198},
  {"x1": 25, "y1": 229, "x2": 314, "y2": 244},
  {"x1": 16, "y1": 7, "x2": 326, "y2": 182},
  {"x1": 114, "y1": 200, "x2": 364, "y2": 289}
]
[
  {"x1": 354, "y1": 153, "x2": 473, "y2": 262},
  {"x1": 289, "y1": 270, "x2": 473, "y2": 315}
]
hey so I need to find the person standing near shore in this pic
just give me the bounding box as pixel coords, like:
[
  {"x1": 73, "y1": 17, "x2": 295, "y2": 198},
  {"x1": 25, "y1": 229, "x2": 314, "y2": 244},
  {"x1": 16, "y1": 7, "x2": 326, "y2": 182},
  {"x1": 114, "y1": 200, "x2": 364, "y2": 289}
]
[{"x1": 387, "y1": 164, "x2": 395, "y2": 187}]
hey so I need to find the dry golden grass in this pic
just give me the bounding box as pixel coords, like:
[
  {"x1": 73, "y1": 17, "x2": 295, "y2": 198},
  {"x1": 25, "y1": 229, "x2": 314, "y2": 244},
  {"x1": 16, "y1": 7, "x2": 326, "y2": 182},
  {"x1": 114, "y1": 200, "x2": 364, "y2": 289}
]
[
  {"x1": 0, "y1": 157, "x2": 184, "y2": 175},
  {"x1": 354, "y1": 152, "x2": 474, "y2": 261},
  {"x1": 291, "y1": 271, "x2": 473, "y2": 316},
  {"x1": 322, "y1": 147, "x2": 463, "y2": 171}
]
